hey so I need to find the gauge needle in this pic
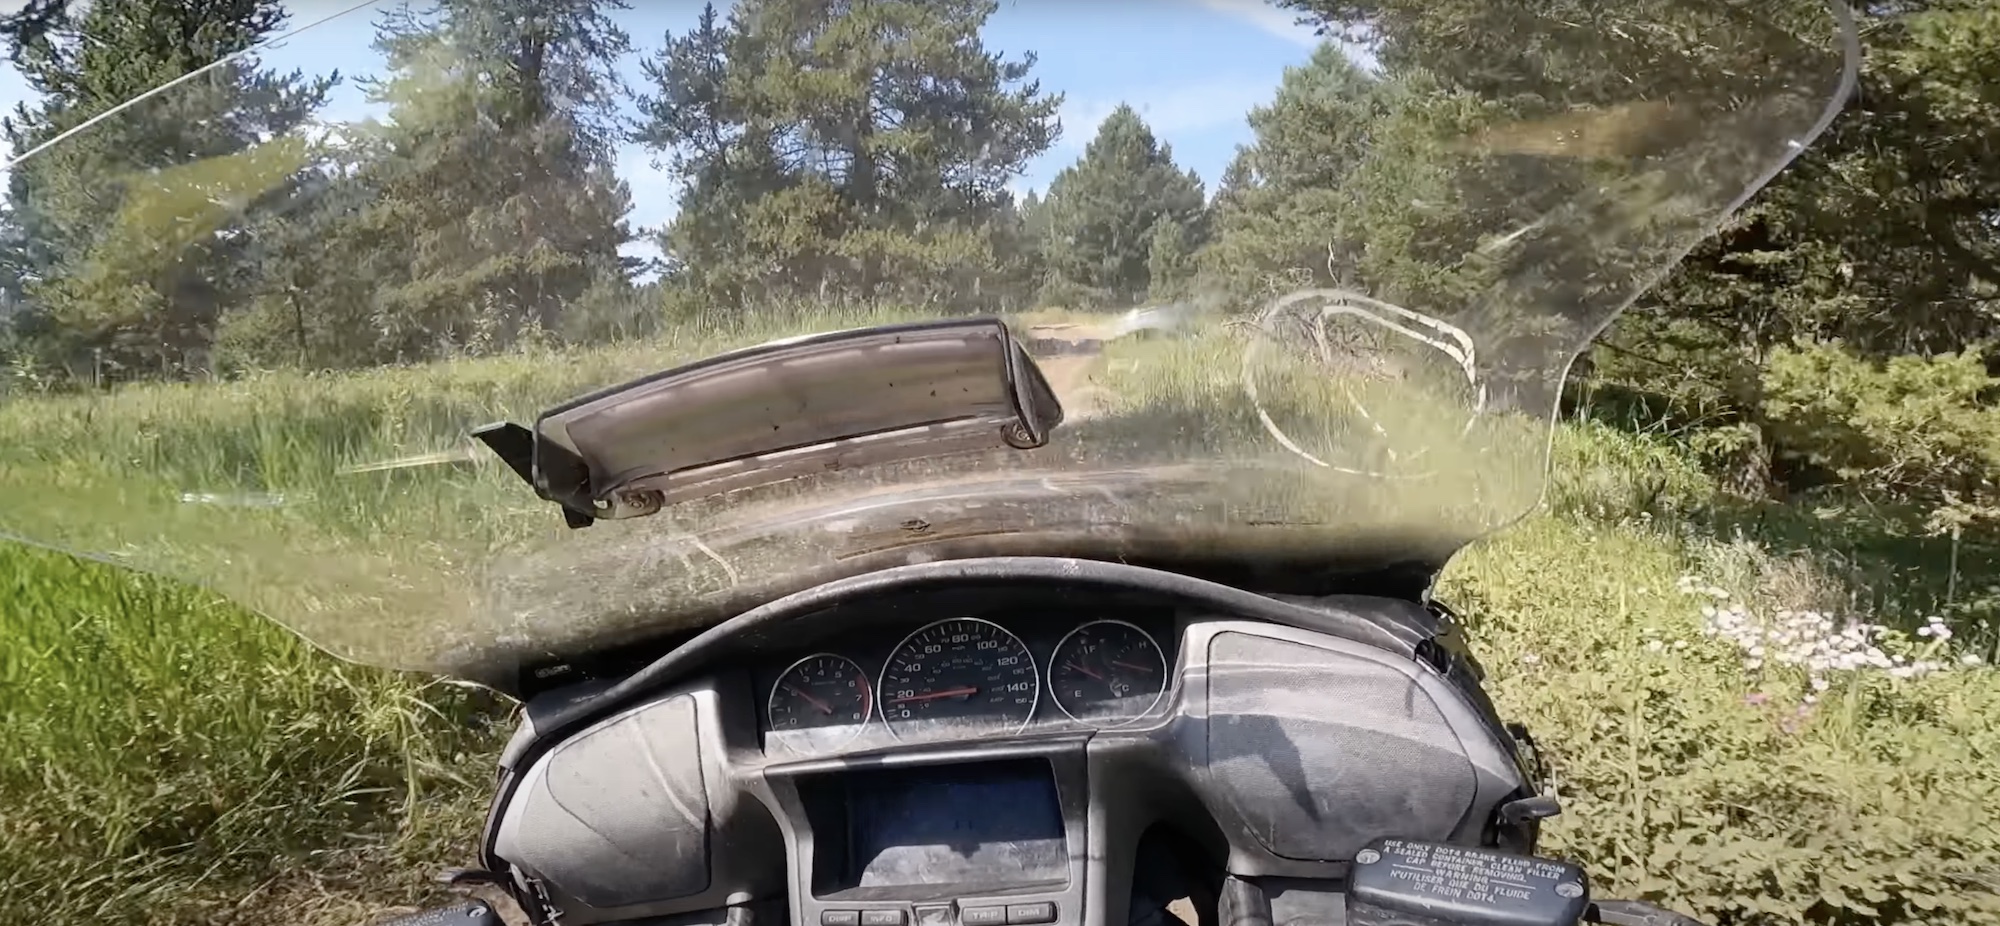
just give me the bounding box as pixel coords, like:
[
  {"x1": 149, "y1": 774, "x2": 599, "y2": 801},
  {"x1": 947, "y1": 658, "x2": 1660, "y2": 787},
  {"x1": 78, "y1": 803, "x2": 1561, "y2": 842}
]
[
  {"x1": 887, "y1": 686, "x2": 980, "y2": 704},
  {"x1": 1111, "y1": 660, "x2": 1154, "y2": 673},
  {"x1": 1066, "y1": 661, "x2": 1104, "y2": 681},
  {"x1": 786, "y1": 686, "x2": 835, "y2": 715}
]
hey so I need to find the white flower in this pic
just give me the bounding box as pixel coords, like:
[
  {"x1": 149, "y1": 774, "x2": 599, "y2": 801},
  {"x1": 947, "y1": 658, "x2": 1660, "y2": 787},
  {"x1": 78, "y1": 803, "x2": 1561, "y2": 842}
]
[{"x1": 1961, "y1": 653, "x2": 1983, "y2": 666}]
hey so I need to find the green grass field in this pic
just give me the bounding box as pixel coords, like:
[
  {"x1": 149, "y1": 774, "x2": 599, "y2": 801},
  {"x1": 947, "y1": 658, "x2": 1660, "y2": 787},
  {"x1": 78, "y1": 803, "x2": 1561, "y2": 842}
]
[{"x1": 2, "y1": 315, "x2": 1998, "y2": 924}]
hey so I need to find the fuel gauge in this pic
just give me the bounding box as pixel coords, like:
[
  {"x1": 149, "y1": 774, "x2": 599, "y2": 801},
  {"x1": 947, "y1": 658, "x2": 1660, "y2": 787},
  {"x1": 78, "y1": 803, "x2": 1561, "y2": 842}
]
[{"x1": 1049, "y1": 620, "x2": 1168, "y2": 727}]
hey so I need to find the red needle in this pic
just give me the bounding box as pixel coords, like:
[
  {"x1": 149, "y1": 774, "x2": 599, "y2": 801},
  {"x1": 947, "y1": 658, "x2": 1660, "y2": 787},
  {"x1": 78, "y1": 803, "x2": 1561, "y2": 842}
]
[
  {"x1": 1066, "y1": 661, "x2": 1104, "y2": 681},
  {"x1": 787, "y1": 686, "x2": 834, "y2": 715},
  {"x1": 1111, "y1": 660, "x2": 1154, "y2": 673},
  {"x1": 888, "y1": 686, "x2": 979, "y2": 704}
]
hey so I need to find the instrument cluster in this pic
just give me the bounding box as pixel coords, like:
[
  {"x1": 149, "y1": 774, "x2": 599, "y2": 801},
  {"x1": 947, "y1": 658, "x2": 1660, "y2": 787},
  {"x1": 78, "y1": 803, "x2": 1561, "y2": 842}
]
[{"x1": 759, "y1": 615, "x2": 1175, "y2": 756}]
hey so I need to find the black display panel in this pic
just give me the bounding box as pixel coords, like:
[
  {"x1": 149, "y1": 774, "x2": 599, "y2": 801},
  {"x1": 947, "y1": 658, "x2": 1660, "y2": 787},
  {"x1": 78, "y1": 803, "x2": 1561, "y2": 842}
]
[{"x1": 804, "y1": 758, "x2": 1069, "y2": 893}]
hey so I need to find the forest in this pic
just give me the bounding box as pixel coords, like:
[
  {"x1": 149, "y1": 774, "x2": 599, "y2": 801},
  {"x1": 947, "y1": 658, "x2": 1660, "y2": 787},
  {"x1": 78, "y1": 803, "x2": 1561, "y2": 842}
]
[{"x1": 0, "y1": 0, "x2": 1993, "y2": 539}]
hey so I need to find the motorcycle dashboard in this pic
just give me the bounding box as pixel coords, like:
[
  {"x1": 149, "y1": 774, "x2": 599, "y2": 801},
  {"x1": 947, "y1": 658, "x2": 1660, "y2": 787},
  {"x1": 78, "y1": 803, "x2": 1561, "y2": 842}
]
[
  {"x1": 752, "y1": 609, "x2": 1182, "y2": 759},
  {"x1": 486, "y1": 573, "x2": 1539, "y2": 926}
]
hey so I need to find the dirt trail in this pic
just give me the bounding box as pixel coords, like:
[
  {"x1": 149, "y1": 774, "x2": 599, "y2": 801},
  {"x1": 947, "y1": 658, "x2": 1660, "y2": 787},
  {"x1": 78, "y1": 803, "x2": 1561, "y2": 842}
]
[{"x1": 1024, "y1": 323, "x2": 1116, "y2": 422}]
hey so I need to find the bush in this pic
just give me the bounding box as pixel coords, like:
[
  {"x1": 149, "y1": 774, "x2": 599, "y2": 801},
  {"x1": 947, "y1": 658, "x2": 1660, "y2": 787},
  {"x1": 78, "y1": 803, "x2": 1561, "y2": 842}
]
[
  {"x1": 1448, "y1": 430, "x2": 2000, "y2": 925},
  {"x1": 1761, "y1": 341, "x2": 2000, "y2": 533}
]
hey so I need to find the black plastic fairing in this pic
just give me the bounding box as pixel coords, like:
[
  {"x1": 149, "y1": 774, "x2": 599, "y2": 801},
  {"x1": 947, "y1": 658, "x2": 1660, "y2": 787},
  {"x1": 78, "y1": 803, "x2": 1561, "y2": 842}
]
[{"x1": 480, "y1": 572, "x2": 1534, "y2": 926}]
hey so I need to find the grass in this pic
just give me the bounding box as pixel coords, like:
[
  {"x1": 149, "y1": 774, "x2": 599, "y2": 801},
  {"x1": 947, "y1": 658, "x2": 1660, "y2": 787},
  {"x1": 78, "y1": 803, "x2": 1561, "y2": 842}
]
[
  {"x1": 0, "y1": 543, "x2": 501, "y2": 925},
  {"x1": 2, "y1": 314, "x2": 1997, "y2": 924}
]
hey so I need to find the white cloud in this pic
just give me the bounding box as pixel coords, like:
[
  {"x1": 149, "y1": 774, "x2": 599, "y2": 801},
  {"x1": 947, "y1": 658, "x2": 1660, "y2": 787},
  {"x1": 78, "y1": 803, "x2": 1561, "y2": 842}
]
[{"x1": 1190, "y1": 0, "x2": 1320, "y2": 47}]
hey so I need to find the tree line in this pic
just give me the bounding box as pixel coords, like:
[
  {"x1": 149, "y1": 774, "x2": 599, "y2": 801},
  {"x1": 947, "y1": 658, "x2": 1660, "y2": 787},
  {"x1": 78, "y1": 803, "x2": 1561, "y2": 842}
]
[
  {"x1": 0, "y1": 0, "x2": 1995, "y2": 534},
  {"x1": 0, "y1": 0, "x2": 1235, "y2": 379}
]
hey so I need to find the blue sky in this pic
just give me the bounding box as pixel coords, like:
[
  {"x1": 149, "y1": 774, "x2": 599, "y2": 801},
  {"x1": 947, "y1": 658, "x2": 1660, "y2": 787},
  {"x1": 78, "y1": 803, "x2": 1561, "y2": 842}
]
[{"x1": 0, "y1": 0, "x2": 1329, "y2": 249}]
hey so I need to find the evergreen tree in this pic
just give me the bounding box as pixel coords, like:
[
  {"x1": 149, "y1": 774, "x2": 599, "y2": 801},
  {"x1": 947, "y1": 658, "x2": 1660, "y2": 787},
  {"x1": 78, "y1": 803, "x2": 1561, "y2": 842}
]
[
  {"x1": 0, "y1": 0, "x2": 330, "y2": 382},
  {"x1": 339, "y1": 0, "x2": 636, "y2": 360},
  {"x1": 1038, "y1": 105, "x2": 1204, "y2": 306},
  {"x1": 635, "y1": 0, "x2": 1060, "y2": 312}
]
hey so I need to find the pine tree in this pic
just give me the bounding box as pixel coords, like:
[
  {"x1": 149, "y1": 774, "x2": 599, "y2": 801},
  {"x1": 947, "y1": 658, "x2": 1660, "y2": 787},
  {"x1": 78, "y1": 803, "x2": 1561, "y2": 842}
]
[
  {"x1": 1038, "y1": 105, "x2": 1205, "y2": 306},
  {"x1": 0, "y1": 0, "x2": 331, "y2": 382},
  {"x1": 635, "y1": 0, "x2": 1060, "y2": 312},
  {"x1": 347, "y1": 0, "x2": 635, "y2": 360}
]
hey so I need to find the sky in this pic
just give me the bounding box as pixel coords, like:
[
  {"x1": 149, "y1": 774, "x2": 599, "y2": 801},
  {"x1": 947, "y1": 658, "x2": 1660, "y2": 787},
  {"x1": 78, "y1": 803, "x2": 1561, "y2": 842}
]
[{"x1": 0, "y1": 0, "x2": 1331, "y2": 254}]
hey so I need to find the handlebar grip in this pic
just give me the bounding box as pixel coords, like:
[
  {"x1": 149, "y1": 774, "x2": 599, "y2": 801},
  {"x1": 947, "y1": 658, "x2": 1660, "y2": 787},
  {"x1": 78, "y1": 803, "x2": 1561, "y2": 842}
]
[{"x1": 371, "y1": 900, "x2": 497, "y2": 926}]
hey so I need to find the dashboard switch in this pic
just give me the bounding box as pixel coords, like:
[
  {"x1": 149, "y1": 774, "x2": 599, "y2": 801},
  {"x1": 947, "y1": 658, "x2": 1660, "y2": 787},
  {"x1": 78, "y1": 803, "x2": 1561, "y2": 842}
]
[
  {"x1": 961, "y1": 906, "x2": 1008, "y2": 926},
  {"x1": 914, "y1": 905, "x2": 953, "y2": 926},
  {"x1": 862, "y1": 910, "x2": 907, "y2": 926},
  {"x1": 822, "y1": 912, "x2": 861, "y2": 926},
  {"x1": 1006, "y1": 903, "x2": 1056, "y2": 925}
]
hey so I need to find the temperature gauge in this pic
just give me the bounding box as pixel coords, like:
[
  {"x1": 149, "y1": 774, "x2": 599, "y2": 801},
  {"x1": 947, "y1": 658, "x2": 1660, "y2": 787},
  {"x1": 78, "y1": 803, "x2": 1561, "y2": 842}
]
[{"x1": 1049, "y1": 620, "x2": 1168, "y2": 727}]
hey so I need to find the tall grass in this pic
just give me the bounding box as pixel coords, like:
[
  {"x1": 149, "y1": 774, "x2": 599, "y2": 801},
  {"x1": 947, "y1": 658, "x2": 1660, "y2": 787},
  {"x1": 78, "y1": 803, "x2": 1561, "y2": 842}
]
[
  {"x1": 0, "y1": 306, "x2": 1539, "y2": 684},
  {"x1": 0, "y1": 543, "x2": 499, "y2": 924}
]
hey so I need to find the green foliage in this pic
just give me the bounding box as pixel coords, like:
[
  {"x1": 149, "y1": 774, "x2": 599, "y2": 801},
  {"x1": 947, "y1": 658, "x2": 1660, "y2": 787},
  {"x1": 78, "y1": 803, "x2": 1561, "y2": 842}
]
[
  {"x1": 0, "y1": 0, "x2": 331, "y2": 382},
  {"x1": 1197, "y1": 45, "x2": 1504, "y2": 317},
  {"x1": 1760, "y1": 341, "x2": 2000, "y2": 532},
  {"x1": 1449, "y1": 422, "x2": 2000, "y2": 926},
  {"x1": 1146, "y1": 218, "x2": 1195, "y2": 301},
  {"x1": 633, "y1": 0, "x2": 1058, "y2": 313},
  {"x1": 0, "y1": 542, "x2": 499, "y2": 925},
  {"x1": 332, "y1": 0, "x2": 635, "y2": 363},
  {"x1": 1037, "y1": 105, "x2": 1205, "y2": 306}
]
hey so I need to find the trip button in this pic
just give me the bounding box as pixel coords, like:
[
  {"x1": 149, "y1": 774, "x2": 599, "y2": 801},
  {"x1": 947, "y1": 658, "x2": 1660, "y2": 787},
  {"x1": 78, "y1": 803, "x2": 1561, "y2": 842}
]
[
  {"x1": 1007, "y1": 903, "x2": 1056, "y2": 925},
  {"x1": 822, "y1": 912, "x2": 860, "y2": 926},
  {"x1": 862, "y1": 910, "x2": 907, "y2": 926},
  {"x1": 961, "y1": 906, "x2": 1008, "y2": 926}
]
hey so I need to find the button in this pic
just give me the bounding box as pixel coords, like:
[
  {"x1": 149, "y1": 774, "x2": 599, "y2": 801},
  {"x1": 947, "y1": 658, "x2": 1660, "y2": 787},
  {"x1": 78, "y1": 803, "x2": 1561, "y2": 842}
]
[
  {"x1": 822, "y1": 912, "x2": 860, "y2": 926},
  {"x1": 961, "y1": 906, "x2": 1008, "y2": 926},
  {"x1": 914, "y1": 905, "x2": 953, "y2": 926},
  {"x1": 862, "y1": 910, "x2": 907, "y2": 926},
  {"x1": 1007, "y1": 903, "x2": 1056, "y2": 925}
]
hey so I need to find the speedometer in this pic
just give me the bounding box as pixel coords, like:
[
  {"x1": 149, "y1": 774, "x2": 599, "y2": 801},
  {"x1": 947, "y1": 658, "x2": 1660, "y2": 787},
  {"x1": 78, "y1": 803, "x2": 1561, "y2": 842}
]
[{"x1": 878, "y1": 617, "x2": 1039, "y2": 738}]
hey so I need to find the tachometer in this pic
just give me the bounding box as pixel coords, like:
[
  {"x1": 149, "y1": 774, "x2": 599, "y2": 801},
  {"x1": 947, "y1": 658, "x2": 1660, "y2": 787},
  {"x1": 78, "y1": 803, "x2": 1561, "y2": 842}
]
[
  {"x1": 1049, "y1": 620, "x2": 1167, "y2": 726},
  {"x1": 768, "y1": 653, "x2": 873, "y2": 751},
  {"x1": 879, "y1": 618, "x2": 1038, "y2": 738}
]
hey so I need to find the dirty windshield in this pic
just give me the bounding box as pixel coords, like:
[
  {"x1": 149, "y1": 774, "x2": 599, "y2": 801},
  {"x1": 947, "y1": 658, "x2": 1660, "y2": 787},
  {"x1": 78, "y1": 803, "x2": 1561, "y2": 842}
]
[{"x1": 0, "y1": 1, "x2": 1853, "y2": 688}]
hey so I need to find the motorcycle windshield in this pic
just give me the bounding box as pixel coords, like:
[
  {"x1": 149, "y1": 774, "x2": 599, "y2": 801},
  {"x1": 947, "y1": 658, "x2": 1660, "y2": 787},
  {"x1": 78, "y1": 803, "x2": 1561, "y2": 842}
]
[{"x1": 0, "y1": 1, "x2": 1854, "y2": 691}]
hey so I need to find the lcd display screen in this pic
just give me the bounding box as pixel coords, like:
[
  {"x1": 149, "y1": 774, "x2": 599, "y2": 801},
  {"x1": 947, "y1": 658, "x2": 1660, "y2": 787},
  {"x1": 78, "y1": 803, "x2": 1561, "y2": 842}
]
[{"x1": 838, "y1": 759, "x2": 1068, "y2": 889}]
